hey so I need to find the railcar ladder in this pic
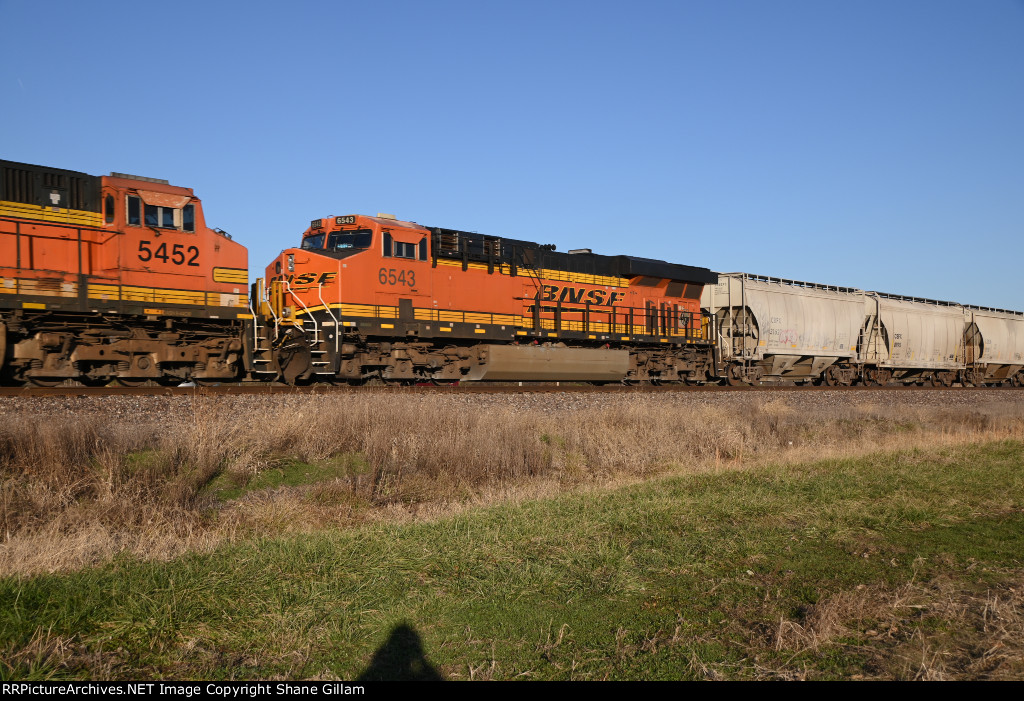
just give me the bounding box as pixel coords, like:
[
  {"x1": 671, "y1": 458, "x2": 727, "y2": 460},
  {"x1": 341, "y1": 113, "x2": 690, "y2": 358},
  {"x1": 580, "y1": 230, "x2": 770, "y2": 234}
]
[
  {"x1": 248, "y1": 279, "x2": 276, "y2": 376},
  {"x1": 284, "y1": 282, "x2": 331, "y2": 373}
]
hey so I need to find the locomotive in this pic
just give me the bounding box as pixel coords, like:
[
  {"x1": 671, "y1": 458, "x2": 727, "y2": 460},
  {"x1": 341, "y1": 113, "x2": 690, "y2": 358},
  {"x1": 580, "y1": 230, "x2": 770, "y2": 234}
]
[
  {"x1": 2, "y1": 158, "x2": 1022, "y2": 388},
  {"x1": 0, "y1": 160, "x2": 249, "y2": 386},
  {"x1": 255, "y1": 213, "x2": 718, "y2": 385}
]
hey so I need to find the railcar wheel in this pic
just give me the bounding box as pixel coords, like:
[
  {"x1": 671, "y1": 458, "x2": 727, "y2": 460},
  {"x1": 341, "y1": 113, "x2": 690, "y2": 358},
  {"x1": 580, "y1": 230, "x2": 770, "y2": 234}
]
[
  {"x1": 115, "y1": 378, "x2": 151, "y2": 387},
  {"x1": 27, "y1": 377, "x2": 64, "y2": 387}
]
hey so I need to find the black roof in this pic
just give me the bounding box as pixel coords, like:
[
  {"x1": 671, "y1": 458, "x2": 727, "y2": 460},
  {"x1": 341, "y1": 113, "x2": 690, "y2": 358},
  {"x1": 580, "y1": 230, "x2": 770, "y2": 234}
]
[{"x1": 429, "y1": 226, "x2": 717, "y2": 285}]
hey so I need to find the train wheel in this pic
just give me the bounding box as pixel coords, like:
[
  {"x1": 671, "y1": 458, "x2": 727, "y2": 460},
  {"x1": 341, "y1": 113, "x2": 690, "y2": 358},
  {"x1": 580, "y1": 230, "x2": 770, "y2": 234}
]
[
  {"x1": 116, "y1": 378, "x2": 151, "y2": 387},
  {"x1": 27, "y1": 376, "x2": 64, "y2": 387}
]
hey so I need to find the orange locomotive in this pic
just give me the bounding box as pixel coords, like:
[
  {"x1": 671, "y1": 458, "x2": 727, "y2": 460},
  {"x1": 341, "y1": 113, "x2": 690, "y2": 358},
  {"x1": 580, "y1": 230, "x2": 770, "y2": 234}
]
[
  {"x1": 257, "y1": 213, "x2": 718, "y2": 384},
  {"x1": 0, "y1": 160, "x2": 249, "y2": 386}
]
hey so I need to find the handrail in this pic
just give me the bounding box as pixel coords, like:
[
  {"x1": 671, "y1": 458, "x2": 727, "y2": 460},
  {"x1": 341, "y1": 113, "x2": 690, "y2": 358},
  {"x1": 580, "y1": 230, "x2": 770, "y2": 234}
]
[
  {"x1": 284, "y1": 280, "x2": 317, "y2": 343},
  {"x1": 317, "y1": 282, "x2": 340, "y2": 357}
]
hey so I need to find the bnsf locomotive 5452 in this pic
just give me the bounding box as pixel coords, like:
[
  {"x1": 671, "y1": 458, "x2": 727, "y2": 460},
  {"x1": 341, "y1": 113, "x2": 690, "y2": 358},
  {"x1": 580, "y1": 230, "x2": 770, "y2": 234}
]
[{"x1": 0, "y1": 160, "x2": 249, "y2": 386}]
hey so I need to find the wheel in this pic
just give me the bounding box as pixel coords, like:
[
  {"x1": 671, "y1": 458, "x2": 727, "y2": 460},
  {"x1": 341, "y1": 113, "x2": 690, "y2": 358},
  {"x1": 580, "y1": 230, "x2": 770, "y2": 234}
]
[
  {"x1": 27, "y1": 376, "x2": 64, "y2": 387},
  {"x1": 115, "y1": 378, "x2": 151, "y2": 387}
]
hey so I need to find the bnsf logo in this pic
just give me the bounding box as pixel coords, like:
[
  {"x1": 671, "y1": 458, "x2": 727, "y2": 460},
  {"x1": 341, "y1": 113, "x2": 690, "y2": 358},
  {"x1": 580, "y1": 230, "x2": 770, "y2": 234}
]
[
  {"x1": 270, "y1": 273, "x2": 337, "y2": 285},
  {"x1": 537, "y1": 284, "x2": 625, "y2": 306}
]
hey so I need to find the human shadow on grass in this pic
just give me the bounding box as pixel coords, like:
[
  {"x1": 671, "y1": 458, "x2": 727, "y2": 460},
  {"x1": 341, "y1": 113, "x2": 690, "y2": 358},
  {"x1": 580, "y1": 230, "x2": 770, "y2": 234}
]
[{"x1": 356, "y1": 622, "x2": 445, "y2": 681}]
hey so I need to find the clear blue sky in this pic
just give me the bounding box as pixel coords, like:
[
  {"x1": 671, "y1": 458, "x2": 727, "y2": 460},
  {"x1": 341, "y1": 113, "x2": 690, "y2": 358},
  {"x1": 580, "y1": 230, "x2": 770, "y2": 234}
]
[{"x1": 2, "y1": 0, "x2": 1022, "y2": 309}]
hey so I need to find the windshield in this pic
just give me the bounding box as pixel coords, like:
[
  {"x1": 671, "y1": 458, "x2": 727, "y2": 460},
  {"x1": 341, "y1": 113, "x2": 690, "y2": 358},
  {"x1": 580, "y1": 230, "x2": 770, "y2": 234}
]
[
  {"x1": 329, "y1": 230, "x2": 373, "y2": 250},
  {"x1": 302, "y1": 233, "x2": 325, "y2": 250},
  {"x1": 302, "y1": 229, "x2": 373, "y2": 251}
]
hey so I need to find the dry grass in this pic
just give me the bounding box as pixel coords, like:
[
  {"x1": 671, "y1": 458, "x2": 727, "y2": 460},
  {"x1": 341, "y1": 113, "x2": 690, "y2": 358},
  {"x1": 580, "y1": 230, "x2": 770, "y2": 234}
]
[
  {"x1": 769, "y1": 571, "x2": 1024, "y2": 680},
  {"x1": 1, "y1": 393, "x2": 1023, "y2": 576}
]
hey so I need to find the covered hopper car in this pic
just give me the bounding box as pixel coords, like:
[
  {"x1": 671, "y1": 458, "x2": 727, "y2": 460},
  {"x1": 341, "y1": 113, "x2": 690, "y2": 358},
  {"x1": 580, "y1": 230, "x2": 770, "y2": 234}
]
[{"x1": 703, "y1": 273, "x2": 1024, "y2": 386}]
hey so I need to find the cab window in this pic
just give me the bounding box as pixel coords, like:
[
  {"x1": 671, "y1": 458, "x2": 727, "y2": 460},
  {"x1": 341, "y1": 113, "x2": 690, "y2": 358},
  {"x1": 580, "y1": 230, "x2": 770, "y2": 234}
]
[
  {"x1": 302, "y1": 233, "x2": 326, "y2": 250},
  {"x1": 394, "y1": 241, "x2": 417, "y2": 259},
  {"x1": 326, "y1": 230, "x2": 372, "y2": 251},
  {"x1": 126, "y1": 195, "x2": 195, "y2": 232}
]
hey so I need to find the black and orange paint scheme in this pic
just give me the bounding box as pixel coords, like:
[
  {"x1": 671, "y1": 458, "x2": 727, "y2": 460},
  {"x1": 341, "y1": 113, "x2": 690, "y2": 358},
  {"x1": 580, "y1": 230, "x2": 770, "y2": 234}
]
[
  {"x1": 0, "y1": 160, "x2": 249, "y2": 385},
  {"x1": 258, "y1": 214, "x2": 718, "y2": 384}
]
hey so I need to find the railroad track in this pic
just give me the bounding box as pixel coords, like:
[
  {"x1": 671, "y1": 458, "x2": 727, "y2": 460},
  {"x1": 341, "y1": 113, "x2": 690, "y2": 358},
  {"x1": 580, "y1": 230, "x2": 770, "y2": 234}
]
[{"x1": 0, "y1": 382, "x2": 1019, "y2": 398}]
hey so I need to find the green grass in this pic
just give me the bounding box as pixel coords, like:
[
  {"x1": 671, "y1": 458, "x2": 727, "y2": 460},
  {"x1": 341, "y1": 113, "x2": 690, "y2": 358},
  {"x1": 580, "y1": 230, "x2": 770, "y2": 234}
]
[
  {"x1": 2, "y1": 441, "x2": 1023, "y2": 680},
  {"x1": 203, "y1": 454, "x2": 370, "y2": 502}
]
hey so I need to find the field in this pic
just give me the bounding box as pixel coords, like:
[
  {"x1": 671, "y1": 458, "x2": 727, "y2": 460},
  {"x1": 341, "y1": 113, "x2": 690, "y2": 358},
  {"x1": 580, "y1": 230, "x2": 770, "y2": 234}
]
[{"x1": 1, "y1": 389, "x2": 1023, "y2": 679}]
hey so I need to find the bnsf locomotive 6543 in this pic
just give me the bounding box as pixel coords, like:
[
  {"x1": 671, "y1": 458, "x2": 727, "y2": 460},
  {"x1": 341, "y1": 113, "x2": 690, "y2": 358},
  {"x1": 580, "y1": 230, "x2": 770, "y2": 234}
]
[
  {"x1": 256, "y1": 214, "x2": 717, "y2": 384},
  {"x1": 2, "y1": 159, "x2": 1022, "y2": 388},
  {"x1": 0, "y1": 160, "x2": 249, "y2": 386}
]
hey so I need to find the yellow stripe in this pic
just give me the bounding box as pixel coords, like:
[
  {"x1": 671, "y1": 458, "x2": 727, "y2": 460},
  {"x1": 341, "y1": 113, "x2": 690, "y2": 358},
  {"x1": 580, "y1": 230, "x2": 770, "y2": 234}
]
[
  {"x1": 212, "y1": 267, "x2": 248, "y2": 284},
  {"x1": 22, "y1": 302, "x2": 46, "y2": 309},
  {"x1": 0, "y1": 200, "x2": 103, "y2": 227}
]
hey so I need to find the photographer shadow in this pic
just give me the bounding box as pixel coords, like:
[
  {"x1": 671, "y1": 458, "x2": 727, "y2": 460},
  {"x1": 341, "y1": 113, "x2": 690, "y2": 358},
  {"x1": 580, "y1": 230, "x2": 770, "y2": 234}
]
[{"x1": 356, "y1": 622, "x2": 445, "y2": 681}]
